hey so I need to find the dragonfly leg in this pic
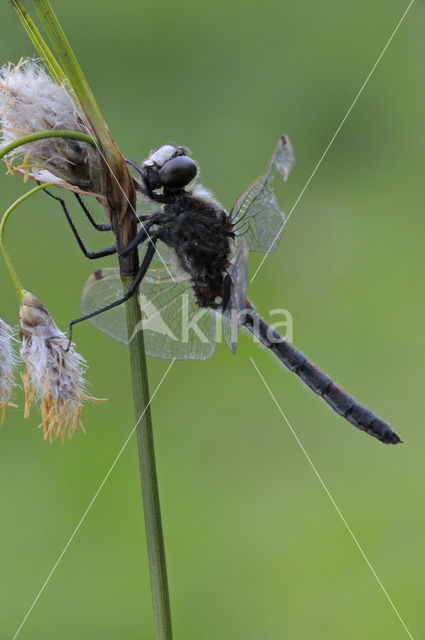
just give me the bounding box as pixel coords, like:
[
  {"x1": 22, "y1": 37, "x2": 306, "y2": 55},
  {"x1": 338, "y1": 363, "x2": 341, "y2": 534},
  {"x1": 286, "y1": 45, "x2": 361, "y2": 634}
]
[
  {"x1": 66, "y1": 234, "x2": 159, "y2": 349},
  {"x1": 43, "y1": 188, "x2": 116, "y2": 259},
  {"x1": 124, "y1": 157, "x2": 144, "y2": 183},
  {"x1": 73, "y1": 193, "x2": 111, "y2": 231},
  {"x1": 118, "y1": 214, "x2": 162, "y2": 256},
  {"x1": 125, "y1": 157, "x2": 169, "y2": 204}
]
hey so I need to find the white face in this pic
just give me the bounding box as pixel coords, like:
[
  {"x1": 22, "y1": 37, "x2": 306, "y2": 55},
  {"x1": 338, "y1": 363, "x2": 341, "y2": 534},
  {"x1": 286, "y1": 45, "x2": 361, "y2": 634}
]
[{"x1": 142, "y1": 145, "x2": 177, "y2": 170}]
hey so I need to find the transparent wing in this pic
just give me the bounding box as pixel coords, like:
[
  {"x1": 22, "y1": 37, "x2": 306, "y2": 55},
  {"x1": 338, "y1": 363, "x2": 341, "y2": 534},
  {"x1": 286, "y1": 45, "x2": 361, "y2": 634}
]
[
  {"x1": 81, "y1": 267, "x2": 128, "y2": 344},
  {"x1": 80, "y1": 264, "x2": 217, "y2": 361},
  {"x1": 136, "y1": 267, "x2": 216, "y2": 360},
  {"x1": 229, "y1": 135, "x2": 295, "y2": 253},
  {"x1": 222, "y1": 238, "x2": 249, "y2": 353},
  {"x1": 149, "y1": 238, "x2": 176, "y2": 267}
]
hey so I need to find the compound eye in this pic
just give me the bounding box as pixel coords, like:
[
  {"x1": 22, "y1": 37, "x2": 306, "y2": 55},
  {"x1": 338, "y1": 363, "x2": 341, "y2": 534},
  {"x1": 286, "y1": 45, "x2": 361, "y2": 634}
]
[{"x1": 158, "y1": 156, "x2": 198, "y2": 188}]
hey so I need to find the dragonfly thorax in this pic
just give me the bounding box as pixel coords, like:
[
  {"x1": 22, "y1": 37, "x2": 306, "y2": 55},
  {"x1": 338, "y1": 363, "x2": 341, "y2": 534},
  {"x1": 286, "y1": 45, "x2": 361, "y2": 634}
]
[{"x1": 160, "y1": 191, "x2": 233, "y2": 309}]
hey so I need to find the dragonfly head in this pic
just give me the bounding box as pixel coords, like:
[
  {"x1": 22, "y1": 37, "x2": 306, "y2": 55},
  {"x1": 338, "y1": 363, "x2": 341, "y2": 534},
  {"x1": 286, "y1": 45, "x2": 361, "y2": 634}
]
[{"x1": 142, "y1": 144, "x2": 198, "y2": 191}]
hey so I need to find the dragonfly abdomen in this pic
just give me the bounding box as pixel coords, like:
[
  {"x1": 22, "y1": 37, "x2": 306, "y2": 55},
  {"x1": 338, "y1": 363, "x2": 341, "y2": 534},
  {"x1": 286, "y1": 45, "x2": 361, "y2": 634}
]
[{"x1": 243, "y1": 307, "x2": 402, "y2": 445}]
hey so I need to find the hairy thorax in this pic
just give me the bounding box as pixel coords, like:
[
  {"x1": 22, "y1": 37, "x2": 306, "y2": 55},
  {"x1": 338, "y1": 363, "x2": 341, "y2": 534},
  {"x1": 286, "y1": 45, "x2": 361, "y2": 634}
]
[{"x1": 160, "y1": 191, "x2": 233, "y2": 308}]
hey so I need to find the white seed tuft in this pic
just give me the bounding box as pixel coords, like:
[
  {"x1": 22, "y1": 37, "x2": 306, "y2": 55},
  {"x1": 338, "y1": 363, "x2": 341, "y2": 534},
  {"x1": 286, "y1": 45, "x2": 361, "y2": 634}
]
[
  {"x1": 19, "y1": 292, "x2": 104, "y2": 442},
  {"x1": 0, "y1": 58, "x2": 102, "y2": 193},
  {"x1": 0, "y1": 318, "x2": 17, "y2": 423}
]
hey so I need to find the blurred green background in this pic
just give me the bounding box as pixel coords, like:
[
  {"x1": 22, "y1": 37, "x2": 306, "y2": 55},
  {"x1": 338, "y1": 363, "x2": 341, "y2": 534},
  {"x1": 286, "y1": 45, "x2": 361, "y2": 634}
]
[{"x1": 0, "y1": 1, "x2": 424, "y2": 638}]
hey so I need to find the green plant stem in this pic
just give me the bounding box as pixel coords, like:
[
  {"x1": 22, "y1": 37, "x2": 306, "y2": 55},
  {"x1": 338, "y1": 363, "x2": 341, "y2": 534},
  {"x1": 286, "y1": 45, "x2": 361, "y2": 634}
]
[
  {"x1": 0, "y1": 182, "x2": 55, "y2": 300},
  {"x1": 11, "y1": 0, "x2": 66, "y2": 84},
  {"x1": 0, "y1": 129, "x2": 95, "y2": 160},
  {"x1": 122, "y1": 275, "x2": 173, "y2": 640},
  {"x1": 0, "y1": 129, "x2": 94, "y2": 300},
  {"x1": 15, "y1": 0, "x2": 134, "y2": 235},
  {"x1": 32, "y1": 0, "x2": 114, "y2": 152}
]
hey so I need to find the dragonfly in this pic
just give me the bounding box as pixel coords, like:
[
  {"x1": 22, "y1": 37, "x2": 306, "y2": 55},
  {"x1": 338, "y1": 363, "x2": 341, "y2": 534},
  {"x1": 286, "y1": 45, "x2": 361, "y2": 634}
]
[{"x1": 59, "y1": 136, "x2": 401, "y2": 445}]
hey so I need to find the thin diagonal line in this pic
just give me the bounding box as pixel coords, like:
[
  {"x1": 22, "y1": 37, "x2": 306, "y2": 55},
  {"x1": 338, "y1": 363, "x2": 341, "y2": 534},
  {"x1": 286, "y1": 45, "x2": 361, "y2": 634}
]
[
  {"x1": 70, "y1": 129, "x2": 174, "y2": 282},
  {"x1": 12, "y1": 2, "x2": 174, "y2": 281},
  {"x1": 250, "y1": 0, "x2": 415, "y2": 284},
  {"x1": 78, "y1": 137, "x2": 175, "y2": 282},
  {"x1": 12, "y1": 359, "x2": 175, "y2": 640},
  {"x1": 249, "y1": 357, "x2": 414, "y2": 640}
]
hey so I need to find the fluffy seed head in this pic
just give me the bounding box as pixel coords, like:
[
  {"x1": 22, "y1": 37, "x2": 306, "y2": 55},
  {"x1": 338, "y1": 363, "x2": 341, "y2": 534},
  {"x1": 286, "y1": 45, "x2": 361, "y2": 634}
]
[
  {"x1": 0, "y1": 317, "x2": 17, "y2": 423},
  {"x1": 0, "y1": 59, "x2": 102, "y2": 193},
  {"x1": 19, "y1": 292, "x2": 101, "y2": 442}
]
